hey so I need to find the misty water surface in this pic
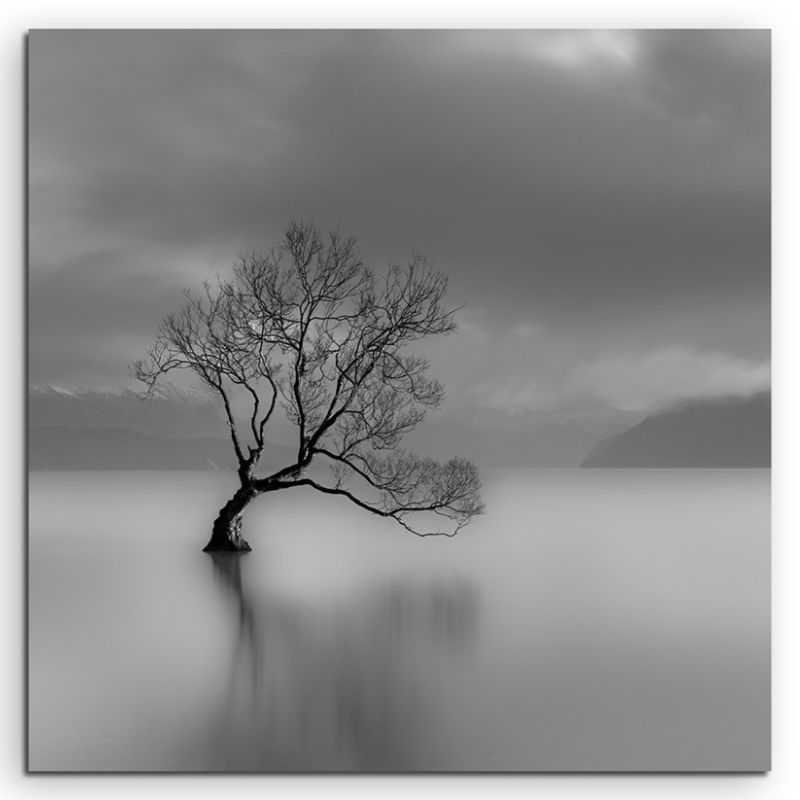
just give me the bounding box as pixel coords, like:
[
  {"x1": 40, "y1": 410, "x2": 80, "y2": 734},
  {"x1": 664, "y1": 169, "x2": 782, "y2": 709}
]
[{"x1": 28, "y1": 470, "x2": 769, "y2": 771}]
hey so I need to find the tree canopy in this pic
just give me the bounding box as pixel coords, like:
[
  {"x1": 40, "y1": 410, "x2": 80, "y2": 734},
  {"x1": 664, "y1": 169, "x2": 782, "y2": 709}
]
[{"x1": 133, "y1": 220, "x2": 484, "y2": 543}]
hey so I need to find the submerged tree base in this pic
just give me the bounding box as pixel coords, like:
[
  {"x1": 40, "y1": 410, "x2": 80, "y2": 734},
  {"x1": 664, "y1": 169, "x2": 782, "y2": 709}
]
[
  {"x1": 202, "y1": 515, "x2": 252, "y2": 553},
  {"x1": 203, "y1": 486, "x2": 258, "y2": 552}
]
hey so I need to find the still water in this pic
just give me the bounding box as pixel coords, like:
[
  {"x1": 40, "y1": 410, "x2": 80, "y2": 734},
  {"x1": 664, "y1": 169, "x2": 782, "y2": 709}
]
[{"x1": 28, "y1": 470, "x2": 769, "y2": 772}]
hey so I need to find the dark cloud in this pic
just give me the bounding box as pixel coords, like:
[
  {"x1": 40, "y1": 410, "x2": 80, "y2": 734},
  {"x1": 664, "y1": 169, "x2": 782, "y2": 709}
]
[
  {"x1": 636, "y1": 30, "x2": 770, "y2": 136},
  {"x1": 28, "y1": 30, "x2": 770, "y2": 411}
]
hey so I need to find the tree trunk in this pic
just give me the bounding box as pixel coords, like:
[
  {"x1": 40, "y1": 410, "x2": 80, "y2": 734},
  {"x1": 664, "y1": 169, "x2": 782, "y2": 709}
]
[{"x1": 203, "y1": 484, "x2": 258, "y2": 552}]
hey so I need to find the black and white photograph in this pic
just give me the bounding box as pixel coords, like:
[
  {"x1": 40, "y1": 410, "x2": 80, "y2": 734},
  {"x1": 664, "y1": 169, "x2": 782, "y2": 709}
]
[{"x1": 27, "y1": 29, "x2": 770, "y2": 773}]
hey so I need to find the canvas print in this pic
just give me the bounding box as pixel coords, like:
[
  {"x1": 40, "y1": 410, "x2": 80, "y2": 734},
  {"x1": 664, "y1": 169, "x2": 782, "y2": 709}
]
[{"x1": 27, "y1": 30, "x2": 770, "y2": 772}]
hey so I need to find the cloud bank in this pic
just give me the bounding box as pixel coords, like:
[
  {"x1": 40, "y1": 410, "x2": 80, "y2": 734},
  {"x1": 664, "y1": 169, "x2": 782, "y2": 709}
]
[{"x1": 28, "y1": 30, "x2": 770, "y2": 415}]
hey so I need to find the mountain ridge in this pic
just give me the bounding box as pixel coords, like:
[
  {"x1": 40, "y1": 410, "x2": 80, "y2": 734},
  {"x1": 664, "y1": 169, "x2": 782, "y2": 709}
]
[
  {"x1": 28, "y1": 383, "x2": 225, "y2": 439},
  {"x1": 29, "y1": 426, "x2": 296, "y2": 471},
  {"x1": 581, "y1": 392, "x2": 770, "y2": 468},
  {"x1": 31, "y1": 383, "x2": 766, "y2": 470}
]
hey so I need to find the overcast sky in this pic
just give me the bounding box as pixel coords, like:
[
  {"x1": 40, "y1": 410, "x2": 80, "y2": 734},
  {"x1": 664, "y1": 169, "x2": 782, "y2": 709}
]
[{"x1": 28, "y1": 29, "x2": 770, "y2": 414}]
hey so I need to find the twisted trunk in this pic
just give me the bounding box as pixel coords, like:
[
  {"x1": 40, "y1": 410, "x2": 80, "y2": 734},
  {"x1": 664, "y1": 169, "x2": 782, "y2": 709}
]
[{"x1": 203, "y1": 484, "x2": 259, "y2": 552}]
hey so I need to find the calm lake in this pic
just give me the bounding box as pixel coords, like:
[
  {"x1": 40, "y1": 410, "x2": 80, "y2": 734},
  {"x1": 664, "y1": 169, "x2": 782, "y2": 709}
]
[{"x1": 28, "y1": 469, "x2": 770, "y2": 772}]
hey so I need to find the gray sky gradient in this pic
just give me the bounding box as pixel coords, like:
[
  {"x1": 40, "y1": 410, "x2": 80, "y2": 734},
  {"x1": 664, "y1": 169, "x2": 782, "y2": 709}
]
[{"x1": 28, "y1": 29, "x2": 770, "y2": 413}]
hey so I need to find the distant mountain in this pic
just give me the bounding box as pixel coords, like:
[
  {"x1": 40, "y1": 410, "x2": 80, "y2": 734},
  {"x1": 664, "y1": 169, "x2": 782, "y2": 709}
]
[
  {"x1": 29, "y1": 427, "x2": 296, "y2": 471},
  {"x1": 28, "y1": 384, "x2": 297, "y2": 471},
  {"x1": 403, "y1": 406, "x2": 645, "y2": 468},
  {"x1": 581, "y1": 393, "x2": 770, "y2": 468},
  {"x1": 29, "y1": 384, "x2": 225, "y2": 439}
]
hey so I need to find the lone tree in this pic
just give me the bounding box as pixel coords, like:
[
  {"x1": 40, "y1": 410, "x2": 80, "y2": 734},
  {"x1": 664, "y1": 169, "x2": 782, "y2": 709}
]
[{"x1": 132, "y1": 221, "x2": 484, "y2": 552}]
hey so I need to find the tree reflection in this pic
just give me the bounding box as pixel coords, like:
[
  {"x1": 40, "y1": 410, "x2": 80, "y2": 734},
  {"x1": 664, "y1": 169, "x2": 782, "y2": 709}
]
[{"x1": 204, "y1": 552, "x2": 480, "y2": 771}]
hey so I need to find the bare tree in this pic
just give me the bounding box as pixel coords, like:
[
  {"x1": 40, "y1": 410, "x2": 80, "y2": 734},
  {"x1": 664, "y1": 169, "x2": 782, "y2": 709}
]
[{"x1": 132, "y1": 220, "x2": 484, "y2": 551}]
